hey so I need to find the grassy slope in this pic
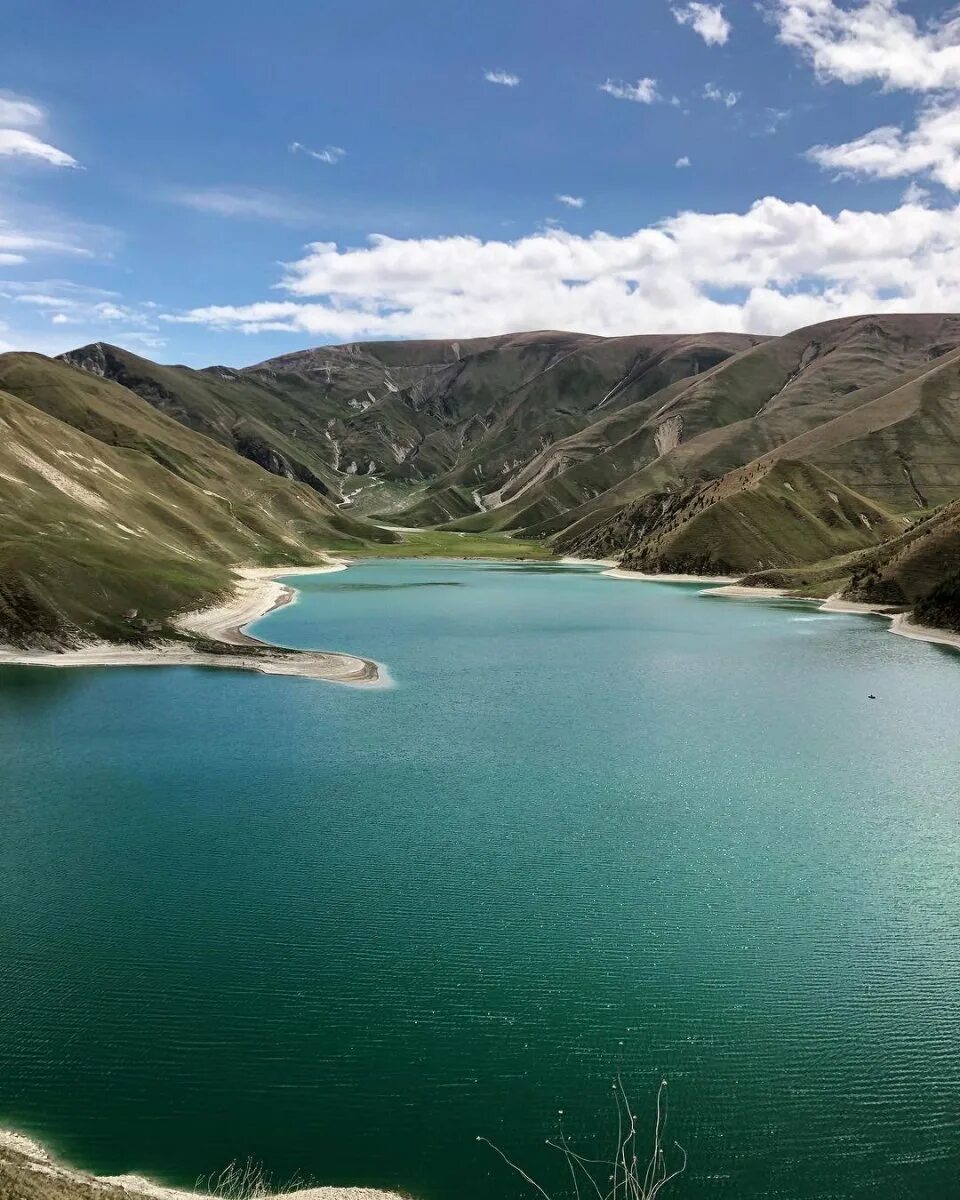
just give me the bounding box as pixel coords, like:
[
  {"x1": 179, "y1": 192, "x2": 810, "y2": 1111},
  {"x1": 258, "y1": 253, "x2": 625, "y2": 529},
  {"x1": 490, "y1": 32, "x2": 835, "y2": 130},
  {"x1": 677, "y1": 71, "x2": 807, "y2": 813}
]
[
  {"x1": 0, "y1": 387, "x2": 231, "y2": 646},
  {"x1": 61, "y1": 342, "x2": 352, "y2": 497},
  {"x1": 353, "y1": 529, "x2": 553, "y2": 559},
  {"x1": 24, "y1": 314, "x2": 960, "y2": 641},
  {"x1": 0, "y1": 354, "x2": 558, "y2": 647},
  {"x1": 467, "y1": 313, "x2": 960, "y2": 542},
  {"x1": 0, "y1": 354, "x2": 402, "y2": 647},
  {"x1": 562, "y1": 460, "x2": 906, "y2": 575},
  {"x1": 0, "y1": 353, "x2": 370, "y2": 541},
  {"x1": 843, "y1": 499, "x2": 960, "y2": 621},
  {"x1": 67, "y1": 332, "x2": 758, "y2": 523}
]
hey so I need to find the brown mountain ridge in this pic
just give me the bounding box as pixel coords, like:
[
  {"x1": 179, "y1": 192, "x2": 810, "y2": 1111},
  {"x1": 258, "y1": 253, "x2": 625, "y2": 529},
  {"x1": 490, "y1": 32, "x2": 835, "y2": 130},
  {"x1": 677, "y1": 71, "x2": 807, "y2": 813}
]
[{"x1": 0, "y1": 313, "x2": 958, "y2": 647}]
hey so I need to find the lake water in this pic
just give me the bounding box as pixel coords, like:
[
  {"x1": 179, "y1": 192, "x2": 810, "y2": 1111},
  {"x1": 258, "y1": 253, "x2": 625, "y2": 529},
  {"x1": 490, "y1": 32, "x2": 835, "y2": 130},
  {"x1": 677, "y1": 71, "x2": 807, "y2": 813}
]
[{"x1": 1, "y1": 559, "x2": 959, "y2": 1199}]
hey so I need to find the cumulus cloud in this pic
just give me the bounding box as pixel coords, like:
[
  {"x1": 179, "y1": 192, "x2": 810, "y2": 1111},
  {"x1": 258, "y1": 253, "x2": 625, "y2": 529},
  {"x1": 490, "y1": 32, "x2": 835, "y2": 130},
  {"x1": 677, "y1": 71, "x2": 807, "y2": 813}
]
[
  {"x1": 0, "y1": 128, "x2": 78, "y2": 168},
  {"x1": 675, "y1": 155, "x2": 692, "y2": 168},
  {"x1": 289, "y1": 141, "x2": 345, "y2": 165},
  {"x1": 556, "y1": 194, "x2": 585, "y2": 208},
  {"x1": 776, "y1": 3, "x2": 960, "y2": 191},
  {"x1": 808, "y1": 100, "x2": 960, "y2": 188},
  {"x1": 772, "y1": 0, "x2": 960, "y2": 91},
  {"x1": 162, "y1": 196, "x2": 960, "y2": 341},
  {"x1": 903, "y1": 181, "x2": 930, "y2": 203},
  {"x1": 600, "y1": 78, "x2": 659, "y2": 103},
  {"x1": 671, "y1": 2, "x2": 731, "y2": 46},
  {"x1": 484, "y1": 70, "x2": 520, "y2": 87},
  {"x1": 703, "y1": 82, "x2": 739, "y2": 106}
]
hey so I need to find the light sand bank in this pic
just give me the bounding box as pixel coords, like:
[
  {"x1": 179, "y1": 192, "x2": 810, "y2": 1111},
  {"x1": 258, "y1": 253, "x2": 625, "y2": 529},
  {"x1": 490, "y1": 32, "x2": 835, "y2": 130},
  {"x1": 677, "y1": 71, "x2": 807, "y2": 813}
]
[
  {"x1": 700, "y1": 584, "x2": 794, "y2": 600},
  {"x1": 565, "y1": 555, "x2": 960, "y2": 654},
  {"x1": 889, "y1": 612, "x2": 960, "y2": 651},
  {"x1": 0, "y1": 1129, "x2": 407, "y2": 1200},
  {"x1": 176, "y1": 562, "x2": 347, "y2": 646},
  {"x1": 703, "y1": 585, "x2": 960, "y2": 652},
  {"x1": 0, "y1": 559, "x2": 387, "y2": 686},
  {"x1": 603, "y1": 567, "x2": 740, "y2": 585},
  {"x1": 817, "y1": 596, "x2": 900, "y2": 615},
  {"x1": 558, "y1": 555, "x2": 618, "y2": 568}
]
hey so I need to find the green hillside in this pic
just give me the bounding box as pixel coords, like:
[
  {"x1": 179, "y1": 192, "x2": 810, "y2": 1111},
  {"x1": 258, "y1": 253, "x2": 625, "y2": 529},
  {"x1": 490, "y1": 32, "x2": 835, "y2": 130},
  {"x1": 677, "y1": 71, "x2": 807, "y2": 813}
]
[
  {"x1": 6, "y1": 313, "x2": 960, "y2": 647},
  {"x1": 469, "y1": 313, "x2": 960, "y2": 543},
  {"x1": 62, "y1": 330, "x2": 759, "y2": 518},
  {"x1": 0, "y1": 354, "x2": 394, "y2": 647},
  {"x1": 562, "y1": 460, "x2": 907, "y2": 576}
]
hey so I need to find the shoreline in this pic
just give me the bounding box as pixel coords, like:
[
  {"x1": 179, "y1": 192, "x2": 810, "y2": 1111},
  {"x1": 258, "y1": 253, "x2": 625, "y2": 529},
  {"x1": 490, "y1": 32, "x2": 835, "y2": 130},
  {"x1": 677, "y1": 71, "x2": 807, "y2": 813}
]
[
  {"x1": 701, "y1": 584, "x2": 960, "y2": 652},
  {"x1": 2, "y1": 553, "x2": 957, "y2": 683},
  {"x1": 603, "y1": 566, "x2": 740, "y2": 585},
  {"x1": 0, "y1": 559, "x2": 388, "y2": 686},
  {"x1": 561, "y1": 555, "x2": 960, "y2": 655},
  {"x1": 559, "y1": 556, "x2": 739, "y2": 584},
  {"x1": 0, "y1": 1129, "x2": 407, "y2": 1200}
]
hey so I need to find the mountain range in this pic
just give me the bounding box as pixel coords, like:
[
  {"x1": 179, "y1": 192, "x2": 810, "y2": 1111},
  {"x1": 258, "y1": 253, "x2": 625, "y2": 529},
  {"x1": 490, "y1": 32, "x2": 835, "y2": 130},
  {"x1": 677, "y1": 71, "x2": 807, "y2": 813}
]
[{"x1": 2, "y1": 312, "x2": 959, "y2": 648}]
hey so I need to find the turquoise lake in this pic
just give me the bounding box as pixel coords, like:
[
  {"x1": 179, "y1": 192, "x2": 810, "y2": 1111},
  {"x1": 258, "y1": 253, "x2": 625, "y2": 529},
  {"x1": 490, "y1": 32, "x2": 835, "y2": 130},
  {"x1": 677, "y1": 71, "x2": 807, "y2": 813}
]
[{"x1": 1, "y1": 559, "x2": 959, "y2": 1199}]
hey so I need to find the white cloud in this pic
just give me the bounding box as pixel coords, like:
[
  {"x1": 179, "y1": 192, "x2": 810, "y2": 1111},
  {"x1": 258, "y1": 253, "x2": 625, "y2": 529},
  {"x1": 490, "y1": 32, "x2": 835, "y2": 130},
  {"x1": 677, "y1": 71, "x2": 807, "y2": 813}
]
[
  {"x1": 171, "y1": 186, "x2": 313, "y2": 222},
  {"x1": 0, "y1": 277, "x2": 164, "y2": 351},
  {"x1": 671, "y1": 2, "x2": 731, "y2": 45},
  {"x1": 777, "y1": 3, "x2": 960, "y2": 193},
  {"x1": 903, "y1": 181, "x2": 930, "y2": 203},
  {"x1": 703, "y1": 82, "x2": 739, "y2": 106},
  {"x1": 0, "y1": 129, "x2": 79, "y2": 168},
  {"x1": 0, "y1": 279, "x2": 120, "y2": 302},
  {"x1": 675, "y1": 155, "x2": 691, "y2": 168},
  {"x1": 556, "y1": 194, "x2": 585, "y2": 208},
  {"x1": 162, "y1": 195, "x2": 960, "y2": 341},
  {"x1": 762, "y1": 106, "x2": 792, "y2": 135},
  {"x1": 772, "y1": 0, "x2": 960, "y2": 91},
  {"x1": 0, "y1": 93, "x2": 44, "y2": 127},
  {"x1": 0, "y1": 217, "x2": 89, "y2": 260},
  {"x1": 289, "y1": 141, "x2": 346, "y2": 165},
  {"x1": 0, "y1": 92, "x2": 79, "y2": 169},
  {"x1": 809, "y1": 99, "x2": 960, "y2": 189},
  {"x1": 484, "y1": 70, "x2": 520, "y2": 87},
  {"x1": 600, "y1": 78, "x2": 659, "y2": 103}
]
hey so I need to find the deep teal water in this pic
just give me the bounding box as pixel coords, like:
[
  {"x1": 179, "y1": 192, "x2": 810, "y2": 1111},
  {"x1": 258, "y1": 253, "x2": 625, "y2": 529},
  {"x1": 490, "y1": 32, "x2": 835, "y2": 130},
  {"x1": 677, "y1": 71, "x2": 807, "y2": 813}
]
[{"x1": 1, "y1": 559, "x2": 959, "y2": 1199}]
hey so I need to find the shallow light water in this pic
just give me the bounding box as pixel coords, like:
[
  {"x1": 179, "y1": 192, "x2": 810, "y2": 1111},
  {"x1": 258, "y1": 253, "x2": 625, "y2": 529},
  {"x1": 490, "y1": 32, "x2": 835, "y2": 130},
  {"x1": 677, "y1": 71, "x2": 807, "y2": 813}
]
[{"x1": 1, "y1": 559, "x2": 959, "y2": 1200}]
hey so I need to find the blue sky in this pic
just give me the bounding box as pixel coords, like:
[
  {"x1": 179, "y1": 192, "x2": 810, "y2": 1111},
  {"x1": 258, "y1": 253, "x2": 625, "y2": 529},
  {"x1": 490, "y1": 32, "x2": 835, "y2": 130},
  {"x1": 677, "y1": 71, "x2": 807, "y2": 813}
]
[{"x1": 2, "y1": 0, "x2": 960, "y2": 364}]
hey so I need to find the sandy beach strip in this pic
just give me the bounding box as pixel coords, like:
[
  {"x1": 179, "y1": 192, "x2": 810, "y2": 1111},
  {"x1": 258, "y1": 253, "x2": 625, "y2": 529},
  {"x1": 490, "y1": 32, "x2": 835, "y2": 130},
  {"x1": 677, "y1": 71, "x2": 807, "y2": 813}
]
[
  {"x1": 558, "y1": 555, "x2": 619, "y2": 568},
  {"x1": 0, "y1": 1129, "x2": 408, "y2": 1200},
  {"x1": 888, "y1": 612, "x2": 960, "y2": 651},
  {"x1": 561, "y1": 554, "x2": 960, "y2": 653},
  {"x1": 176, "y1": 562, "x2": 348, "y2": 646},
  {"x1": 603, "y1": 566, "x2": 740, "y2": 585},
  {"x1": 702, "y1": 585, "x2": 960, "y2": 652},
  {"x1": 700, "y1": 584, "x2": 795, "y2": 600},
  {"x1": 0, "y1": 558, "x2": 387, "y2": 686}
]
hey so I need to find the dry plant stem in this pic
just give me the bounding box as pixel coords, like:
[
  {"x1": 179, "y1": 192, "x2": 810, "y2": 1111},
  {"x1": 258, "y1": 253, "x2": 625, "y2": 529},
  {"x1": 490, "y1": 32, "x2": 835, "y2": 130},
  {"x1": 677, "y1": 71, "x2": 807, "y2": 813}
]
[
  {"x1": 480, "y1": 1078, "x2": 686, "y2": 1200},
  {"x1": 195, "y1": 1157, "x2": 309, "y2": 1200}
]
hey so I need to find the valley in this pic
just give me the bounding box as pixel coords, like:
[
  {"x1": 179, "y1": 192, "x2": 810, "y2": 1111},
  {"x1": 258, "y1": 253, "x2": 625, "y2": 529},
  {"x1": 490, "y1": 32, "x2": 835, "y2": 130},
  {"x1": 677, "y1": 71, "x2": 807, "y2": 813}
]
[{"x1": 2, "y1": 312, "x2": 960, "y2": 656}]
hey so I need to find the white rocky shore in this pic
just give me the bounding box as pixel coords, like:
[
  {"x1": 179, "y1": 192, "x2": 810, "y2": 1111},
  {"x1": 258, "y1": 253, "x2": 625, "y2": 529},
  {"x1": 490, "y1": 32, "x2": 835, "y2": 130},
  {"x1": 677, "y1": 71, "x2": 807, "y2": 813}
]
[{"x1": 0, "y1": 560, "x2": 387, "y2": 685}]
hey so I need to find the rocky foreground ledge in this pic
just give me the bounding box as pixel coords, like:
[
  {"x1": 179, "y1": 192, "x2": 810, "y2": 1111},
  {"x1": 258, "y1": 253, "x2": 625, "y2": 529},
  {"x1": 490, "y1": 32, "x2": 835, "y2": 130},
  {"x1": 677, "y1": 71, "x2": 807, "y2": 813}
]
[{"x1": 0, "y1": 1129, "x2": 409, "y2": 1200}]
